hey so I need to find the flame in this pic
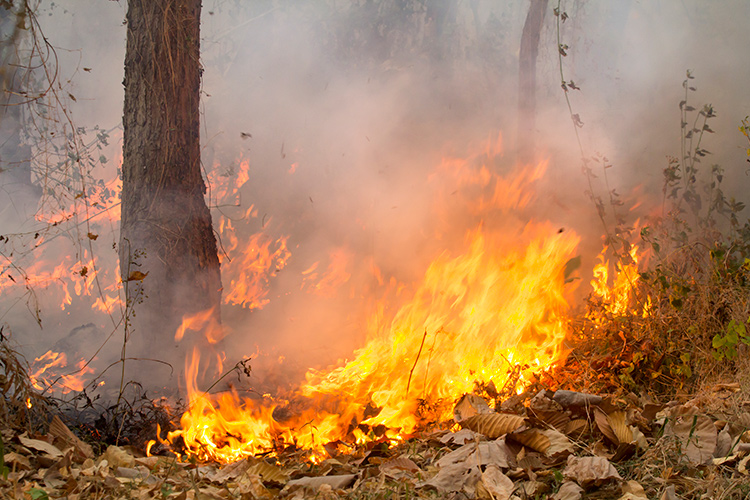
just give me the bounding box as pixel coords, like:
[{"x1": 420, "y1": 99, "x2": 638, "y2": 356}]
[
  {"x1": 222, "y1": 232, "x2": 291, "y2": 310},
  {"x1": 590, "y1": 245, "x2": 650, "y2": 318},
  {"x1": 29, "y1": 350, "x2": 94, "y2": 394},
  {"x1": 166, "y1": 137, "x2": 583, "y2": 463},
  {"x1": 301, "y1": 247, "x2": 353, "y2": 297}
]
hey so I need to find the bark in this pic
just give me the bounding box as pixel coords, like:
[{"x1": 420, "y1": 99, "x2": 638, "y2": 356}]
[
  {"x1": 120, "y1": 0, "x2": 221, "y2": 359},
  {"x1": 517, "y1": 0, "x2": 549, "y2": 165},
  {"x1": 0, "y1": 3, "x2": 40, "y2": 221}
]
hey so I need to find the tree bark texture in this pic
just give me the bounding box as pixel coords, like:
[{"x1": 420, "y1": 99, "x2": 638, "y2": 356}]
[
  {"x1": 120, "y1": 0, "x2": 221, "y2": 349},
  {"x1": 517, "y1": 0, "x2": 548, "y2": 165},
  {"x1": 0, "y1": 3, "x2": 40, "y2": 222}
]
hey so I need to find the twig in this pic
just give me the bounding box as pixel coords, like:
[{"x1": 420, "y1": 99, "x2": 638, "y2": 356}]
[{"x1": 405, "y1": 328, "x2": 428, "y2": 399}]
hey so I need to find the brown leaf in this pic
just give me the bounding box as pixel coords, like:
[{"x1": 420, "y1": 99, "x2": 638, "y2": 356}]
[
  {"x1": 285, "y1": 474, "x2": 356, "y2": 490},
  {"x1": 563, "y1": 455, "x2": 622, "y2": 487},
  {"x1": 530, "y1": 409, "x2": 570, "y2": 430},
  {"x1": 663, "y1": 413, "x2": 717, "y2": 465},
  {"x1": 3, "y1": 452, "x2": 31, "y2": 470},
  {"x1": 49, "y1": 415, "x2": 94, "y2": 460},
  {"x1": 594, "y1": 408, "x2": 619, "y2": 445},
  {"x1": 659, "y1": 485, "x2": 679, "y2": 500},
  {"x1": 510, "y1": 428, "x2": 551, "y2": 454},
  {"x1": 619, "y1": 480, "x2": 648, "y2": 500},
  {"x1": 542, "y1": 429, "x2": 574, "y2": 457},
  {"x1": 127, "y1": 270, "x2": 148, "y2": 281},
  {"x1": 437, "y1": 439, "x2": 513, "y2": 469},
  {"x1": 481, "y1": 465, "x2": 515, "y2": 500},
  {"x1": 87, "y1": 232, "x2": 98, "y2": 240},
  {"x1": 565, "y1": 418, "x2": 589, "y2": 438},
  {"x1": 418, "y1": 463, "x2": 480, "y2": 494},
  {"x1": 246, "y1": 461, "x2": 290, "y2": 484},
  {"x1": 102, "y1": 445, "x2": 135, "y2": 468},
  {"x1": 439, "y1": 428, "x2": 477, "y2": 445},
  {"x1": 552, "y1": 481, "x2": 584, "y2": 500},
  {"x1": 18, "y1": 435, "x2": 63, "y2": 458},
  {"x1": 380, "y1": 456, "x2": 421, "y2": 478},
  {"x1": 454, "y1": 393, "x2": 492, "y2": 422},
  {"x1": 607, "y1": 411, "x2": 633, "y2": 445},
  {"x1": 461, "y1": 412, "x2": 526, "y2": 438}
]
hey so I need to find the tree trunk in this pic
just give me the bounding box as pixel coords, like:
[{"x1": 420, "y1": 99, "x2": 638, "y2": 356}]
[
  {"x1": 120, "y1": 0, "x2": 221, "y2": 366},
  {"x1": 0, "y1": 3, "x2": 40, "y2": 223},
  {"x1": 517, "y1": 0, "x2": 548, "y2": 165}
]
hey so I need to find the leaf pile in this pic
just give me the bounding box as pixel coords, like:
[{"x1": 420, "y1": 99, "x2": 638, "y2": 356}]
[{"x1": 3, "y1": 386, "x2": 750, "y2": 499}]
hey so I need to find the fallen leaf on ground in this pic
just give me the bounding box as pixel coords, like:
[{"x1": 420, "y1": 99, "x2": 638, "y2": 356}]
[{"x1": 563, "y1": 455, "x2": 622, "y2": 488}]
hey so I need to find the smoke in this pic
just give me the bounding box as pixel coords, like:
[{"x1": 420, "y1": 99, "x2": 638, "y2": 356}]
[{"x1": 2, "y1": 1, "x2": 749, "y2": 395}]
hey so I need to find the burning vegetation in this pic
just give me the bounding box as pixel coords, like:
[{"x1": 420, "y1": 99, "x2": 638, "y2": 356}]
[{"x1": 2, "y1": 1, "x2": 750, "y2": 499}]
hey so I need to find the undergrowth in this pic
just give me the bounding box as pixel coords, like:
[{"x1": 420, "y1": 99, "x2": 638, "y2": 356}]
[{"x1": 563, "y1": 73, "x2": 750, "y2": 402}]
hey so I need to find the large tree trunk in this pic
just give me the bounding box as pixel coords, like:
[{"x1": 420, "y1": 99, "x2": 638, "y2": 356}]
[
  {"x1": 120, "y1": 0, "x2": 221, "y2": 369},
  {"x1": 517, "y1": 0, "x2": 548, "y2": 164}
]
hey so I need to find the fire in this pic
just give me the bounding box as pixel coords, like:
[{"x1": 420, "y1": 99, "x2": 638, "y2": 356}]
[
  {"x1": 301, "y1": 247, "x2": 353, "y2": 297},
  {"x1": 29, "y1": 350, "x2": 95, "y2": 394},
  {"x1": 164, "y1": 137, "x2": 583, "y2": 464},
  {"x1": 222, "y1": 232, "x2": 291, "y2": 310},
  {"x1": 590, "y1": 245, "x2": 650, "y2": 318}
]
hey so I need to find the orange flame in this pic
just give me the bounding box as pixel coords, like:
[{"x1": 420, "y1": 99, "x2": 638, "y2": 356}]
[
  {"x1": 590, "y1": 245, "x2": 650, "y2": 318},
  {"x1": 222, "y1": 232, "x2": 291, "y2": 310},
  {"x1": 165, "y1": 137, "x2": 582, "y2": 463},
  {"x1": 29, "y1": 350, "x2": 94, "y2": 394}
]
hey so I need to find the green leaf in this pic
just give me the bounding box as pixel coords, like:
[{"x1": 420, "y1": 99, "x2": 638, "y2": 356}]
[
  {"x1": 563, "y1": 256, "x2": 582, "y2": 283},
  {"x1": 30, "y1": 489, "x2": 49, "y2": 500}
]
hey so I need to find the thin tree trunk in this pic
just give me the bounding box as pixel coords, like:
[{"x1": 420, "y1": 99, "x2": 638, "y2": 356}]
[
  {"x1": 120, "y1": 0, "x2": 221, "y2": 365},
  {"x1": 518, "y1": 0, "x2": 548, "y2": 164}
]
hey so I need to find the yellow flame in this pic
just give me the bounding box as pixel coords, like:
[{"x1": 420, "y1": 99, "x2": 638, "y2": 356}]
[{"x1": 167, "y1": 136, "x2": 583, "y2": 463}]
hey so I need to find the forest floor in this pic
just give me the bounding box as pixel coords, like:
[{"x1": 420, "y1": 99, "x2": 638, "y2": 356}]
[{"x1": 2, "y1": 335, "x2": 750, "y2": 500}]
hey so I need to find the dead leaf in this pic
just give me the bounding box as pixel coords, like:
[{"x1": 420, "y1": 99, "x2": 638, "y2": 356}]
[
  {"x1": 541, "y1": 429, "x2": 574, "y2": 457},
  {"x1": 380, "y1": 456, "x2": 420, "y2": 478},
  {"x1": 552, "y1": 481, "x2": 584, "y2": 500},
  {"x1": 127, "y1": 270, "x2": 148, "y2": 281},
  {"x1": 663, "y1": 413, "x2": 717, "y2": 465},
  {"x1": 454, "y1": 393, "x2": 493, "y2": 422},
  {"x1": 660, "y1": 485, "x2": 680, "y2": 500},
  {"x1": 437, "y1": 439, "x2": 513, "y2": 469},
  {"x1": 102, "y1": 445, "x2": 135, "y2": 469},
  {"x1": 510, "y1": 428, "x2": 551, "y2": 454},
  {"x1": 49, "y1": 415, "x2": 94, "y2": 460},
  {"x1": 439, "y1": 428, "x2": 477, "y2": 445},
  {"x1": 563, "y1": 455, "x2": 622, "y2": 488},
  {"x1": 481, "y1": 465, "x2": 515, "y2": 500},
  {"x1": 418, "y1": 462, "x2": 480, "y2": 494},
  {"x1": 3, "y1": 451, "x2": 31, "y2": 471},
  {"x1": 461, "y1": 412, "x2": 526, "y2": 438},
  {"x1": 18, "y1": 435, "x2": 63, "y2": 458},
  {"x1": 619, "y1": 480, "x2": 648, "y2": 499},
  {"x1": 530, "y1": 409, "x2": 571, "y2": 430},
  {"x1": 565, "y1": 418, "x2": 588, "y2": 438},
  {"x1": 714, "y1": 425, "x2": 732, "y2": 458},
  {"x1": 594, "y1": 408, "x2": 619, "y2": 445},
  {"x1": 246, "y1": 460, "x2": 289, "y2": 484},
  {"x1": 285, "y1": 474, "x2": 356, "y2": 490},
  {"x1": 608, "y1": 411, "x2": 633, "y2": 445}
]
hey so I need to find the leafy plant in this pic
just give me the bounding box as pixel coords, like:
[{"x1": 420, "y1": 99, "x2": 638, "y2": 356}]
[{"x1": 712, "y1": 318, "x2": 750, "y2": 361}]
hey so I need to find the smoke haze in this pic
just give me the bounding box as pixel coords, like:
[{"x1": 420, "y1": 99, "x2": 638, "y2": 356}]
[{"x1": 2, "y1": 1, "x2": 749, "y2": 395}]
